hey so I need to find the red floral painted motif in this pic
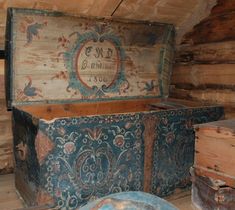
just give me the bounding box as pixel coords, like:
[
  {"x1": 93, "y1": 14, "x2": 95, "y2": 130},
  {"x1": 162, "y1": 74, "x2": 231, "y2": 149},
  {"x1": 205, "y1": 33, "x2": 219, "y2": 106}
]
[
  {"x1": 63, "y1": 142, "x2": 76, "y2": 154},
  {"x1": 35, "y1": 131, "x2": 55, "y2": 165},
  {"x1": 113, "y1": 135, "x2": 125, "y2": 148}
]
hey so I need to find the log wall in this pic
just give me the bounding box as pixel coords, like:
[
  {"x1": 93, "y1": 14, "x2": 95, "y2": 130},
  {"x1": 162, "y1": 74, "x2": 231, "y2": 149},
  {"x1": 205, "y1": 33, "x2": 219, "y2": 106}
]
[
  {"x1": 171, "y1": 0, "x2": 235, "y2": 119},
  {"x1": 0, "y1": 0, "x2": 215, "y2": 50},
  {"x1": 0, "y1": 59, "x2": 13, "y2": 174}
]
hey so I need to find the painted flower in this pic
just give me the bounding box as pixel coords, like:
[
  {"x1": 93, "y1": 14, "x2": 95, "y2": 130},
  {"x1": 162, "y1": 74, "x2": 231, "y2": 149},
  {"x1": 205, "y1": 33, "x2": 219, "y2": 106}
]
[
  {"x1": 55, "y1": 188, "x2": 62, "y2": 197},
  {"x1": 125, "y1": 122, "x2": 132, "y2": 129},
  {"x1": 113, "y1": 135, "x2": 125, "y2": 148},
  {"x1": 63, "y1": 142, "x2": 75, "y2": 154},
  {"x1": 165, "y1": 132, "x2": 175, "y2": 144}
]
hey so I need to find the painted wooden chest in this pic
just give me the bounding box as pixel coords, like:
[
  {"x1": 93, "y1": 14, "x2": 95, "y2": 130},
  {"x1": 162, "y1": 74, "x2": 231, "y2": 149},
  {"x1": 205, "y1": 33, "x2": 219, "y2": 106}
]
[
  {"x1": 5, "y1": 8, "x2": 224, "y2": 209},
  {"x1": 194, "y1": 119, "x2": 235, "y2": 188}
]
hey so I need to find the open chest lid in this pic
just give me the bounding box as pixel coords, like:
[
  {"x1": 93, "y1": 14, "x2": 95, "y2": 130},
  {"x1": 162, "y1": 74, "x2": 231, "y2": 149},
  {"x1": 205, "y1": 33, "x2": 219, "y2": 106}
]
[{"x1": 5, "y1": 8, "x2": 175, "y2": 109}]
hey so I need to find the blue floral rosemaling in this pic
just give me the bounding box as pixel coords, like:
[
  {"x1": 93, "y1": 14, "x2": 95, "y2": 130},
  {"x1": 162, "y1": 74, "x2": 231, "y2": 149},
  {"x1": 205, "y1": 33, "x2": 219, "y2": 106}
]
[
  {"x1": 12, "y1": 105, "x2": 224, "y2": 209},
  {"x1": 150, "y1": 106, "x2": 224, "y2": 196},
  {"x1": 39, "y1": 114, "x2": 144, "y2": 208}
]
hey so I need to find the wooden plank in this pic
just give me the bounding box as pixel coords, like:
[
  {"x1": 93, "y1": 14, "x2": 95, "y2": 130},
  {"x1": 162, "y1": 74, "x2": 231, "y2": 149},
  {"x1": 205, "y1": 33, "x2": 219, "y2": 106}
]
[
  {"x1": 0, "y1": 60, "x2": 5, "y2": 99},
  {"x1": 211, "y1": 0, "x2": 235, "y2": 15},
  {"x1": 172, "y1": 64, "x2": 235, "y2": 89},
  {"x1": 0, "y1": 75, "x2": 4, "y2": 99},
  {"x1": 194, "y1": 124, "x2": 235, "y2": 187},
  {"x1": 0, "y1": 97, "x2": 13, "y2": 175},
  {"x1": 0, "y1": 174, "x2": 24, "y2": 210},
  {"x1": 165, "y1": 189, "x2": 196, "y2": 210},
  {"x1": 170, "y1": 87, "x2": 235, "y2": 119},
  {"x1": 0, "y1": 133, "x2": 13, "y2": 174},
  {"x1": 113, "y1": 0, "x2": 199, "y2": 25},
  {"x1": 176, "y1": 41, "x2": 235, "y2": 64},
  {"x1": 0, "y1": 59, "x2": 4, "y2": 74},
  {"x1": 0, "y1": 9, "x2": 6, "y2": 50},
  {"x1": 170, "y1": 87, "x2": 235, "y2": 104},
  {"x1": 182, "y1": 11, "x2": 235, "y2": 44},
  {"x1": 5, "y1": 0, "x2": 120, "y2": 17}
]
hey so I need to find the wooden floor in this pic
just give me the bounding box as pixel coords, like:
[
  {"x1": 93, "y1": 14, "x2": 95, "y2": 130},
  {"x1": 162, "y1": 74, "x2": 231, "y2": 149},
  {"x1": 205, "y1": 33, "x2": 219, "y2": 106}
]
[
  {"x1": 0, "y1": 174, "x2": 24, "y2": 210},
  {"x1": 0, "y1": 174, "x2": 197, "y2": 210}
]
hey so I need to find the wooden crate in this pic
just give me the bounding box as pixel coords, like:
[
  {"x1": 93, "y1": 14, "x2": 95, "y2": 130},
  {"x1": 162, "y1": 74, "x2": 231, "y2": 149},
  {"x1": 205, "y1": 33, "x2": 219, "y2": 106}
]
[
  {"x1": 194, "y1": 119, "x2": 235, "y2": 187},
  {"x1": 5, "y1": 8, "x2": 224, "y2": 209},
  {"x1": 191, "y1": 168, "x2": 235, "y2": 210}
]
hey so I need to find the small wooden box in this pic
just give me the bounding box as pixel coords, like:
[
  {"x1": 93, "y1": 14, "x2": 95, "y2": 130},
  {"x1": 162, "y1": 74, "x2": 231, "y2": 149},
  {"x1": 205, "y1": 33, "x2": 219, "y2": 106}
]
[
  {"x1": 191, "y1": 168, "x2": 235, "y2": 210},
  {"x1": 194, "y1": 119, "x2": 235, "y2": 188}
]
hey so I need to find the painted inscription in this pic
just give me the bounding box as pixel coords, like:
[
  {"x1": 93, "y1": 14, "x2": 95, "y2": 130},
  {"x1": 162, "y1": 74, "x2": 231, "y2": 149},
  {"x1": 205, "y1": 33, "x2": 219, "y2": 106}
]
[{"x1": 76, "y1": 40, "x2": 119, "y2": 89}]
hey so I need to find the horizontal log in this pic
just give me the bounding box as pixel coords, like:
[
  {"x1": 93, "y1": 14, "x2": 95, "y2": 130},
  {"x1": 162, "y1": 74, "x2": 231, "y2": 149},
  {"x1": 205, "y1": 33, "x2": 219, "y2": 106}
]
[
  {"x1": 211, "y1": 0, "x2": 235, "y2": 15},
  {"x1": 170, "y1": 86, "x2": 235, "y2": 104},
  {"x1": 170, "y1": 87, "x2": 235, "y2": 119},
  {"x1": 172, "y1": 64, "x2": 235, "y2": 89},
  {"x1": 176, "y1": 41, "x2": 235, "y2": 64},
  {"x1": 224, "y1": 107, "x2": 235, "y2": 119},
  {"x1": 182, "y1": 11, "x2": 235, "y2": 44}
]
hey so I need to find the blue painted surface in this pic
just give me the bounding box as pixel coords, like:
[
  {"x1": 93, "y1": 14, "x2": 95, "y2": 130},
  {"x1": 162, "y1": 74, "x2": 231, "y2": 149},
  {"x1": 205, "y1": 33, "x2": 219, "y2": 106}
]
[
  {"x1": 39, "y1": 114, "x2": 144, "y2": 208},
  {"x1": 12, "y1": 105, "x2": 224, "y2": 209},
  {"x1": 150, "y1": 107, "x2": 224, "y2": 196},
  {"x1": 80, "y1": 191, "x2": 177, "y2": 210}
]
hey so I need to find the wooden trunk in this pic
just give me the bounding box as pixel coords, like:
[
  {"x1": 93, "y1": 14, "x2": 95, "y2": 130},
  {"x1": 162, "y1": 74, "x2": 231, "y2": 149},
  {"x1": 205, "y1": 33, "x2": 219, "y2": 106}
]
[
  {"x1": 5, "y1": 8, "x2": 224, "y2": 208},
  {"x1": 194, "y1": 119, "x2": 235, "y2": 188},
  {"x1": 191, "y1": 168, "x2": 235, "y2": 210},
  {"x1": 12, "y1": 99, "x2": 223, "y2": 208}
]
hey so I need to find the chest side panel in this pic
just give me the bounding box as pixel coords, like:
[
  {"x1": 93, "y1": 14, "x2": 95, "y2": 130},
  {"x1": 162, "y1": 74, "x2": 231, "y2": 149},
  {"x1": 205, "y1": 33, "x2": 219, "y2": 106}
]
[{"x1": 6, "y1": 8, "x2": 174, "y2": 108}]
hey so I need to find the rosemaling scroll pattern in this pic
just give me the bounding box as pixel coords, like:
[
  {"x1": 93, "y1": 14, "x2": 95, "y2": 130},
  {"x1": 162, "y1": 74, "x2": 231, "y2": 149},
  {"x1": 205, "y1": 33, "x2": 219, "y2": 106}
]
[
  {"x1": 63, "y1": 24, "x2": 127, "y2": 97},
  {"x1": 39, "y1": 114, "x2": 144, "y2": 208}
]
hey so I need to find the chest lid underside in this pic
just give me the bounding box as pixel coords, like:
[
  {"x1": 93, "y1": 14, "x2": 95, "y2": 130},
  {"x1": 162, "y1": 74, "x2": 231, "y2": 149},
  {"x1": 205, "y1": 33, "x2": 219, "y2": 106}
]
[{"x1": 5, "y1": 8, "x2": 175, "y2": 109}]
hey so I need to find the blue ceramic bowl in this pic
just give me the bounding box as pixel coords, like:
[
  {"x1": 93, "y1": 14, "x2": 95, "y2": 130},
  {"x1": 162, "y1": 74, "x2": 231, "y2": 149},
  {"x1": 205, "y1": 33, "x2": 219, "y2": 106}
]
[{"x1": 80, "y1": 191, "x2": 178, "y2": 210}]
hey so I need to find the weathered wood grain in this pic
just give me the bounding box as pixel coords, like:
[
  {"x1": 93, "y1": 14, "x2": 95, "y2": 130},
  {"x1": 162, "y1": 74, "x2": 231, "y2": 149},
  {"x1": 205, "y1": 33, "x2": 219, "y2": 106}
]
[
  {"x1": 0, "y1": 97, "x2": 13, "y2": 175},
  {"x1": 18, "y1": 98, "x2": 205, "y2": 121},
  {"x1": 194, "y1": 119, "x2": 235, "y2": 187},
  {"x1": 0, "y1": 0, "x2": 214, "y2": 49},
  {"x1": 172, "y1": 64, "x2": 235, "y2": 89},
  {"x1": 0, "y1": 174, "x2": 24, "y2": 209},
  {"x1": 170, "y1": 87, "x2": 235, "y2": 105},
  {"x1": 211, "y1": 0, "x2": 235, "y2": 15},
  {"x1": 176, "y1": 41, "x2": 235, "y2": 64},
  {"x1": 113, "y1": 0, "x2": 191, "y2": 23},
  {"x1": 0, "y1": 59, "x2": 4, "y2": 99},
  {"x1": 172, "y1": 1, "x2": 235, "y2": 122},
  {"x1": 182, "y1": 12, "x2": 235, "y2": 45},
  {"x1": 7, "y1": 8, "x2": 174, "y2": 107},
  {"x1": 4, "y1": 0, "x2": 121, "y2": 17}
]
